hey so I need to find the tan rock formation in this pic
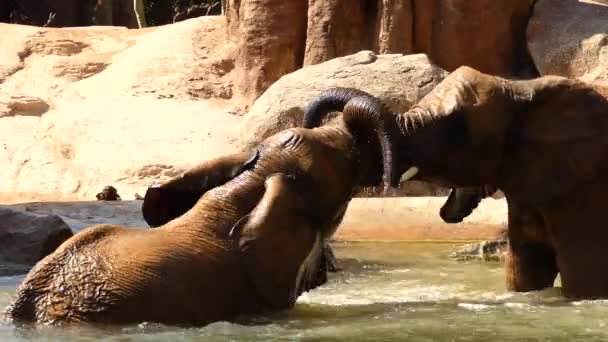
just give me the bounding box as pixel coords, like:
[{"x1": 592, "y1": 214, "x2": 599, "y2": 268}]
[
  {"x1": 229, "y1": 0, "x2": 308, "y2": 106},
  {"x1": 0, "y1": 18, "x2": 240, "y2": 200}
]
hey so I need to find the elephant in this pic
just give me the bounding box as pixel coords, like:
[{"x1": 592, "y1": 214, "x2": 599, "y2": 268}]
[
  {"x1": 306, "y1": 68, "x2": 608, "y2": 299},
  {"x1": 301, "y1": 86, "x2": 496, "y2": 223},
  {"x1": 3, "y1": 116, "x2": 387, "y2": 326}
]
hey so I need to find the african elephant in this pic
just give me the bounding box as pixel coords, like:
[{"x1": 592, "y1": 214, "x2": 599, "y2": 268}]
[
  {"x1": 301, "y1": 86, "x2": 495, "y2": 223},
  {"x1": 141, "y1": 152, "x2": 347, "y2": 272},
  {"x1": 307, "y1": 68, "x2": 608, "y2": 299},
  {"x1": 4, "y1": 119, "x2": 385, "y2": 326}
]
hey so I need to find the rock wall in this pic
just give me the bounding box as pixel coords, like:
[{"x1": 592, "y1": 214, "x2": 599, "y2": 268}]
[
  {"x1": 227, "y1": 0, "x2": 538, "y2": 105},
  {"x1": 527, "y1": 0, "x2": 608, "y2": 83}
]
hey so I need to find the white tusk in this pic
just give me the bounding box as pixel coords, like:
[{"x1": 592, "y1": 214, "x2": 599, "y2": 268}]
[{"x1": 399, "y1": 166, "x2": 420, "y2": 183}]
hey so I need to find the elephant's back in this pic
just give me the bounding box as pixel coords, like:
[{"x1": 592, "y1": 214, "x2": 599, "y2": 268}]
[{"x1": 4, "y1": 225, "x2": 192, "y2": 324}]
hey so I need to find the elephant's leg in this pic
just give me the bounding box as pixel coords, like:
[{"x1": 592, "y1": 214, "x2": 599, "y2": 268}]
[
  {"x1": 323, "y1": 242, "x2": 341, "y2": 272},
  {"x1": 506, "y1": 241, "x2": 558, "y2": 292},
  {"x1": 505, "y1": 201, "x2": 558, "y2": 292},
  {"x1": 556, "y1": 246, "x2": 608, "y2": 299}
]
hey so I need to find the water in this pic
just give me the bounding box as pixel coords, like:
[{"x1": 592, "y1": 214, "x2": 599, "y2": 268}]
[{"x1": 1, "y1": 242, "x2": 607, "y2": 341}]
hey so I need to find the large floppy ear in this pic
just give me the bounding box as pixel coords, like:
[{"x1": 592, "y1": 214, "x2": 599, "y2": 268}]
[
  {"x1": 505, "y1": 81, "x2": 607, "y2": 203},
  {"x1": 142, "y1": 151, "x2": 259, "y2": 227},
  {"x1": 231, "y1": 174, "x2": 324, "y2": 310}
]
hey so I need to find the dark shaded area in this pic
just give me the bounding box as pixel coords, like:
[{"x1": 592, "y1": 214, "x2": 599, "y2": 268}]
[{"x1": 0, "y1": 0, "x2": 221, "y2": 28}]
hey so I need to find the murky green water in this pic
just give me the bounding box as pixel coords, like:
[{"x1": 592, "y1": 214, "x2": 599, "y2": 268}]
[{"x1": 1, "y1": 242, "x2": 608, "y2": 341}]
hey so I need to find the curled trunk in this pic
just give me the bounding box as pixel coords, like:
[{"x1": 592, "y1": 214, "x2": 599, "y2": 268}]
[
  {"x1": 302, "y1": 87, "x2": 402, "y2": 189},
  {"x1": 303, "y1": 87, "x2": 374, "y2": 128}
]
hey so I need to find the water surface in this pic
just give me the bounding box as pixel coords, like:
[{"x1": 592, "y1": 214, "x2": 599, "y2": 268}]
[{"x1": 1, "y1": 242, "x2": 606, "y2": 341}]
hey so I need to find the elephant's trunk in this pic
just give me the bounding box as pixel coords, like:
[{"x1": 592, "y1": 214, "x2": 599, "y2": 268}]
[
  {"x1": 302, "y1": 87, "x2": 421, "y2": 190},
  {"x1": 303, "y1": 87, "x2": 375, "y2": 128},
  {"x1": 440, "y1": 188, "x2": 484, "y2": 223},
  {"x1": 341, "y1": 96, "x2": 417, "y2": 190}
]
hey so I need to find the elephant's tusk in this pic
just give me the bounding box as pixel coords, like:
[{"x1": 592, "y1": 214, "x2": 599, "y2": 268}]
[{"x1": 400, "y1": 166, "x2": 420, "y2": 183}]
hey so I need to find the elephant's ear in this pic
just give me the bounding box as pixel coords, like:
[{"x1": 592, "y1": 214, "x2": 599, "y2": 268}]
[
  {"x1": 142, "y1": 185, "x2": 203, "y2": 227},
  {"x1": 141, "y1": 151, "x2": 259, "y2": 227},
  {"x1": 508, "y1": 83, "x2": 606, "y2": 203},
  {"x1": 233, "y1": 174, "x2": 323, "y2": 310}
]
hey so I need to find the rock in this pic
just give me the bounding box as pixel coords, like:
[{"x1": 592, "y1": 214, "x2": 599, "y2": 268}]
[
  {"x1": 239, "y1": 51, "x2": 448, "y2": 150},
  {"x1": 303, "y1": 0, "x2": 372, "y2": 66},
  {"x1": 0, "y1": 18, "x2": 241, "y2": 200},
  {"x1": 374, "y1": 0, "x2": 414, "y2": 55},
  {"x1": 0, "y1": 207, "x2": 73, "y2": 275},
  {"x1": 0, "y1": 94, "x2": 50, "y2": 118},
  {"x1": 96, "y1": 185, "x2": 121, "y2": 201},
  {"x1": 229, "y1": 0, "x2": 307, "y2": 106},
  {"x1": 413, "y1": 0, "x2": 537, "y2": 78},
  {"x1": 226, "y1": 0, "x2": 537, "y2": 106},
  {"x1": 527, "y1": 0, "x2": 608, "y2": 82},
  {"x1": 238, "y1": 51, "x2": 451, "y2": 196},
  {"x1": 449, "y1": 239, "x2": 509, "y2": 262}
]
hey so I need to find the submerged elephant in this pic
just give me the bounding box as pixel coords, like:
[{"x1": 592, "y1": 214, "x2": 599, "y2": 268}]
[
  {"x1": 4, "y1": 117, "x2": 386, "y2": 326},
  {"x1": 308, "y1": 69, "x2": 608, "y2": 299}
]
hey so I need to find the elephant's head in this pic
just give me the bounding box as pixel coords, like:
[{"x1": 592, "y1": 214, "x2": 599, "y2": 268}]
[
  {"x1": 228, "y1": 173, "x2": 328, "y2": 309},
  {"x1": 302, "y1": 86, "x2": 491, "y2": 222},
  {"x1": 142, "y1": 151, "x2": 258, "y2": 227},
  {"x1": 335, "y1": 66, "x2": 608, "y2": 207}
]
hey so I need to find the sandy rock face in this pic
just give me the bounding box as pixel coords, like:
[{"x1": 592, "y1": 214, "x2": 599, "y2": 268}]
[
  {"x1": 527, "y1": 0, "x2": 608, "y2": 82},
  {"x1": 0, "y1": 18, "x2": 241, "y2": 201},
  {"x1": 239, "y1": 51, "x2": 448, "y2": 150},
  {"x1": 413, "y1": 0, "x2": 536, "y2": 77},
  {"x1": 304, "y1": 0, "x2": 372, "y2": 66},
  {"x1": 228, "y1": 0, "x2": 307, "y2": 106},
  {"x1": 0, "y1": 207, "x2": 73, "y2": 275}
]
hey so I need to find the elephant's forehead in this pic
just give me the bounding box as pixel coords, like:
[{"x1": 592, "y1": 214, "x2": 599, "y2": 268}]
[{"x1": 418, "y1": 72, "x2": 491, "y2": 112}]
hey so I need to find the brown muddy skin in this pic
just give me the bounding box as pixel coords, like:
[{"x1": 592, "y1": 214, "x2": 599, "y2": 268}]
[
  {"x1": 330, "y1": 68, "x2": 608, "y2": 299},
  {"x1": 3, "y1": 125, "x2": 381, "y2": 326}
]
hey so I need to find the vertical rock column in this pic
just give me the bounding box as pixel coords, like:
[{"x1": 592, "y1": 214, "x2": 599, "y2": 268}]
[
  {"x1": 304, "y1": 0, "x2": 373, "y2": 66},
  {"x1": 412, "y1": 0, "x2": 537, "y2": 77},
  {"x1": 228, "y1": 0, "x2": 308, "y2": 106},
  {"x1": 374, "y1": 0, "x2": 414, "y2": 54}
]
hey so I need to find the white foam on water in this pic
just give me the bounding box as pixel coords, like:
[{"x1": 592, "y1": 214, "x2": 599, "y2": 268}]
[{"x1": 457, "y1": 303, "x2": 492, "y2": 311}]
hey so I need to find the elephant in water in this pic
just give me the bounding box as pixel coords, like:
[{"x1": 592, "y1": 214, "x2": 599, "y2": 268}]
[
  {"x1": 3, "y1": 117, "x2": 386, "y2": 326},
  {"x1": 306, "y1": 70, "x2": 608, "y2": 299}
]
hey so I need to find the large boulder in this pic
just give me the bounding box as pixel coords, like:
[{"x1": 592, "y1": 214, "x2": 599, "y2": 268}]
[
  {"x1": 239, "y1": 51, "x2": 447, "y2": 150},
  {"x1": 238, "y1": 51, "x2": 448, "y2": 196},
  {"x1": 0, "y1": 207, "x2": 73, "y2": 275},
  {"x1": 527, "y1": 0, "x2": 608, "y2": 82}
]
